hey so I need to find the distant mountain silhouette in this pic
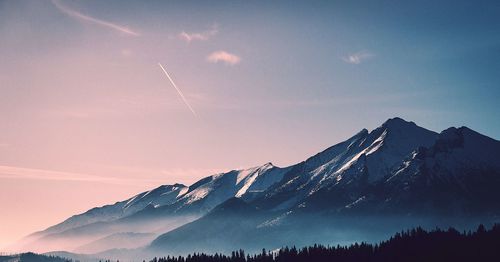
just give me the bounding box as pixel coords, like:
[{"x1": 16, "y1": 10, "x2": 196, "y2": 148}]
[{"x1": 0, "y1": 252, "x2": 69, "y2": 262}]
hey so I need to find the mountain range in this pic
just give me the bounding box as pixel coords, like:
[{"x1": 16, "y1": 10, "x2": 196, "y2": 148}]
[{"x1": 14, "y1": 117, "x2": 500, "y2": 258}]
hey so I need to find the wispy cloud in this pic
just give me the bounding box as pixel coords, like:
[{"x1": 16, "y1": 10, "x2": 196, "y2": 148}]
[
  {"x1": 207, "y1": 51, "x2": 241, "y2": 65},
  {"x1": 51, "y1": 0, "x2": 140, "y2": 37},
  {"x1": 178, "y1": 25, "x2": 218, "y2": 43},
  {"x1": 0, "y1": 165, "x2": 164, "y2": 186},
  {"x1": 342, "y1": 50, "x2": 374, "y2": 64}
]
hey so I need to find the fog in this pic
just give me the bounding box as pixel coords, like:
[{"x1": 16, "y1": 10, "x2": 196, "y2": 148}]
[{"x1": 10, "y1": 215, "x2": 199, "y2": 255}]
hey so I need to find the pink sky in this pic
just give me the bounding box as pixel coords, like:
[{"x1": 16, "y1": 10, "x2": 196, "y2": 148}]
[
  {"x1": 0, "y1": 2, "x2": 353, "y2": 249},
  {"x1": 2, "y1": 0, "x2": 498, "y2": 251}
]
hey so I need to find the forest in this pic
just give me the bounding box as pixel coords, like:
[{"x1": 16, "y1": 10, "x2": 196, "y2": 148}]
[{"x1": 146, "y1": 224, "x2": 500, "y2": 262}]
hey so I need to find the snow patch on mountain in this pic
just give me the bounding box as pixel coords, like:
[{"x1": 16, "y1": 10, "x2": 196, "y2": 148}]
[
  {"x1": 326, "y1": 117, "x2": 438, "y2": 183},
  {"x1": 176, "y1": 163, "x2": 286, "y2": 211},
  {"x1": 32, "y1": 184, "x2": 188, "y2": 237},
  {"x1": 258, "y1": 118, "x2": 439, "y2": 211}
]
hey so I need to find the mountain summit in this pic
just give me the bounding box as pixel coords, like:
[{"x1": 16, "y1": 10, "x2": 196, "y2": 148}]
[{"x1": 17, "y1": 118, "x2": 500, "y2": 256}]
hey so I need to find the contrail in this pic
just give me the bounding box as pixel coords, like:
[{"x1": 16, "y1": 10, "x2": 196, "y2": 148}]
[
  {"x1": 52, "y1": 0, "x2": 140, "y2": 37},
  {"x1": 158, "y1": 63, "x2": 197, "y2": 117}
]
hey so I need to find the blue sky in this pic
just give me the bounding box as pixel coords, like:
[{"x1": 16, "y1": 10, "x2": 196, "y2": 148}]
[{"x1": 0, "y1": 0, "x2": 499, "y2": 248}]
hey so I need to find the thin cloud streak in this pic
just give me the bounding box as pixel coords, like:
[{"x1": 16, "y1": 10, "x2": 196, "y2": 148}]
[
  {"x1": 342, "y1": 50, "x2": 374, "y2": 64},
  {"x1": 51, "y1": 0, "x2": 140, "y2": 36},
  {"x1": 207, "y1": 51, "x2": 241, "y2": 65},
  {"x1": 158, "y1": 63, "x2": 197, "y2": 117},
  {"x1": 178, "y1": 25, "x2": 218, "y2": 43},
  {"x1": 0, "y1": 165, "x2": 163, "y2": 186}
]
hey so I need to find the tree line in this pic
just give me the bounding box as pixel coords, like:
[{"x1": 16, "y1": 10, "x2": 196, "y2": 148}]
[{"x1": 147, "y1": 224, "x2": 500, "y2": 262}]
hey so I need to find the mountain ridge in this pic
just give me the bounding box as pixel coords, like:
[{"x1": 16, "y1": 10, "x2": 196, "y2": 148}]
[{"x1": 16, "y1": 117, "x2": 500, "y2": 256}]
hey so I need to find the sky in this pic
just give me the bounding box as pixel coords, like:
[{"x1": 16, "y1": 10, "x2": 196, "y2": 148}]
[{"x1": 1, "y1": 0, "x2": 499, "y2": 250}]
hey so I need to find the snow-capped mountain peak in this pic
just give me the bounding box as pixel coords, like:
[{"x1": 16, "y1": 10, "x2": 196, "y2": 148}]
[
  {"x1": 254, "y1": 117, "x2": 439, "y2": 210},
  {"x1": 175, "y1": 163, "x2": 287, "y2": 211},
  {"x1": 24, "y1": 118, "x2": 500, "y2": 254},
  {"x1": 33, "y1": 183, "x2": 188, "y2": 237},
  {"x1": 123, "y1": 184, "x2": 188, "y2": 210}
]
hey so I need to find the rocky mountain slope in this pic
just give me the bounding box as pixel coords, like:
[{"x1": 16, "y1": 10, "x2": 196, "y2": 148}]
[{"x1": 18, "y1": 118, "x2": 500, "y2": 256}]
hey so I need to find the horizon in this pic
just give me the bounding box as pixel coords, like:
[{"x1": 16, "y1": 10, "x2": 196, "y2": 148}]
[{"x1": 1, "y1": 0, "x2": 500, "y2": 252}]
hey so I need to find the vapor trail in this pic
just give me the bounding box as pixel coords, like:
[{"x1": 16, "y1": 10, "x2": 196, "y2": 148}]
[
  {"x1": 52, "y1": 0, "x2": 140, "y2": 36},
  {"x1": 158, "y1": 63, "x2": 197, "y2": 117}
]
